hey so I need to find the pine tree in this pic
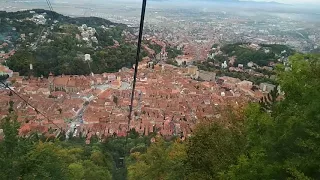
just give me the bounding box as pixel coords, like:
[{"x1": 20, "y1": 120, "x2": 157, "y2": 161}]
[
  {"x1": 0, "y1": 100, "x2": 24, "y2": 179},
  {"x1": 259, "y1": 85, "x2": 279, "y2": 113}
]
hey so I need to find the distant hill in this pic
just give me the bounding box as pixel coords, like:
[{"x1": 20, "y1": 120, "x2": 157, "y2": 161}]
[
  {"x1": 34, "y1": 9, "x2": 127, "y2": 28},
  {"x1": 149, "y1": 0, "x2": 284, "y2": 5},
  {"x1": 0, "y1": 9, "x2": 125, "y2": 28},
  {"x1": 1, "y1": 9, "x2": 149, "y2": 77},
  {"x1": 219, "y1": 43, "x2": 295, "y2": 67},
  {"x1": 149, "y1": 0, "x2": 239, "y2": 2}
]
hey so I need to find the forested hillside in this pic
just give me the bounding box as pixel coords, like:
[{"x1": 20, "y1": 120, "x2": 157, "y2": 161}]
[
  {"x1": 1, "y1": 9, "x2": 146, "y2": 76},
  {"x1": 0, "y1": 9, "x2": 121, "y2": 28},
  {"x1": 218, "y1": 43, "x2": 295, "y2": 66},
  {"x1": 194, "y1": 43, "x2": 295, "y2": 85}
]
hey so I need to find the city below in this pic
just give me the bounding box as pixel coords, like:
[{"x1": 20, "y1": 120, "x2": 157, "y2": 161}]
[
  {"x1": 0, "y1": 7, "x2": 295, "y2": 141},
  {"x1": 0, "y1": 1, "x2": 319, "y2": 180},
  {"x1": 0, "y1": 0, "x2": 320, "y2": 140}
]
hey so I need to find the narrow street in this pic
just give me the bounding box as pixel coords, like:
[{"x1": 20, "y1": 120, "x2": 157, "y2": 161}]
[{"x1": 66, "y1": 100, "x2": 90, "y2": 139}]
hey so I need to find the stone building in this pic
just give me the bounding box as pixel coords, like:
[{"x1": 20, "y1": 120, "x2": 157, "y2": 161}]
[
  {"x1": 196, "y1": 70, "x2": 216, "y2": 81},
  {"x1": 259, "y1": 83, "x2": 276, "y2": 93},
  {"x1": 187, "y1": 65, "x2": 198, "y2": 76},
  {"x1": 49, "y1": 74, "x2": 90, "y2": 93}
]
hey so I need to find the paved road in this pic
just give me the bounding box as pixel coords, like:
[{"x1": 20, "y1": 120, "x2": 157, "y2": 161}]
[{"x1": 66, "y1": 100, "x2": 89, "y2": 139}]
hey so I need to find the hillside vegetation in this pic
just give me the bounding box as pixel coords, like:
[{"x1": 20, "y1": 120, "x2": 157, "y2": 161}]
[
  {"x1": 195, "y1": 43, "x2": 295, "y2": 85},
  {"x1": 1, "y1": 9, "x2": 147, "y2": 76},
  {"x1": 219, "y1": 43, "x2": 295, "y2": 66}
]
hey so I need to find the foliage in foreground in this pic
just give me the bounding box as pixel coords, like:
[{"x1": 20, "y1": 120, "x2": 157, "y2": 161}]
[
  {"x1": 127, "y1": 105, "x2": 246, "y2": 180},
  {"x1": 0, "y1": 111, "x2": 153, "y2": 180},
  {"x1": 0, "y1": 115, "x2": 112, "y2": 180},
  {"x1": 222, "y1": 54, "x2": 320, "y2": 180},
  {"x1": 127, "y1": 54, "x2": 320, "y2": 180}
]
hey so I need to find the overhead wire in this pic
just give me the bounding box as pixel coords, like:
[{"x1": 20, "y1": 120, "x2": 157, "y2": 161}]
[
  {"x1": 0, "y1": 81, "x2": 62, "y2": 130},
  {"x1": 33, "y1": 0, "x2": 55, "y2": 49},
  {"x1": 46, "y1": 0, "x2": 54, "y2": 12},
  {"x1": 125, "y1": 0, "x2": 147, "y2": 147},
  {"x1": 4, "y1": 0, "x2": 147, "y2": 142},
  {"x1": 1, "y1": 0, "x2": 62, "y2": 130}
]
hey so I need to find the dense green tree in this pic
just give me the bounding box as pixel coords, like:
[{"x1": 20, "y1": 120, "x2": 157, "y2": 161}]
[
  {"x1": 147, "y1": 42, "x2": 162, "y2": 54},
  {"x1": 166, "y1": 46, "x2": 183, "y2": 59},
  {"x1": 221, "y1": 54, "x2": 320, "y2": 179},
  {"x1": 166, "y1": 59, "x2": 179, "y2": 66},
  {"x1": 82, "y1": 160, "x2": 112, "y2": 180},
  {"x1": 90, "y1": 150, "x2": 113, "y2": 171},
  {"x1": 68, "y1": 162, "x2": 84, "y2": 180},
  {"x1": 216, "y1": 70, "x2": 277, "y2": 85},
  {"x1": 0, "y1": 114, "x2": 28, "y2": 180},
  {"x1": 185, "y1": 120, "x2": 245, "y2": 180},
  {"x1": 6, "y1": 36, "x2": 147, "y2": 76},
  {"x1": 260, "y1": 44, "x2": 295, "y2": 56},
  {"x1": 6, "y1": 50, "x2": 36, "y2": 76},
  {"x1": 220, "y1": 43, "x2": 294, "y2": 67},
  {"x1": 0, "y1": 112, "x2": 114, "y2": 180},
  {"x1": 101, "y1": 131, "x2": 153, "y2": 180},
  {"x1": 21, "y1": 142, "x2": 68, "y2": 180},
  {"x1": 213, "y1": 54, "x2": 228, "y2": 63},
  {"x1": 127, "y1": 138, "x2": 187, "y2": 180}
]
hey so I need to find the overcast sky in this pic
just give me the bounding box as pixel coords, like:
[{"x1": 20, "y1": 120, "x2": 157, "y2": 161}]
[
  {"x1": 105, "y1": 0, "x2": 320, "y2": 5},
  {"x1": 247, "y1": 0, "x2": 319, "y2": 4},
  {"x1": 53, "y1": 0, "x2": 320, "y2": 5}
]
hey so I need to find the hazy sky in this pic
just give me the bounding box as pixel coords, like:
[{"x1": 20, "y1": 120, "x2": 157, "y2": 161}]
[
  {"x1": 101, "y1": 0, "x2": 320, "y2": 5},
  {"x1": 249, "y1": 0, "x2": 319, "y2": 4},
  {"x1": 53, "y1": 0, "x2": 320, "y2": 6}
]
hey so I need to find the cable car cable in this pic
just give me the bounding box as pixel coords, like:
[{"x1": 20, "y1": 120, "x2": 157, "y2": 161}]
[
  {"x1": 124, "y1": 0, "x2": 147, "y2": 152},
  {"x1": 0, "y1": 81, "x2": 62, "y2": 130}
]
